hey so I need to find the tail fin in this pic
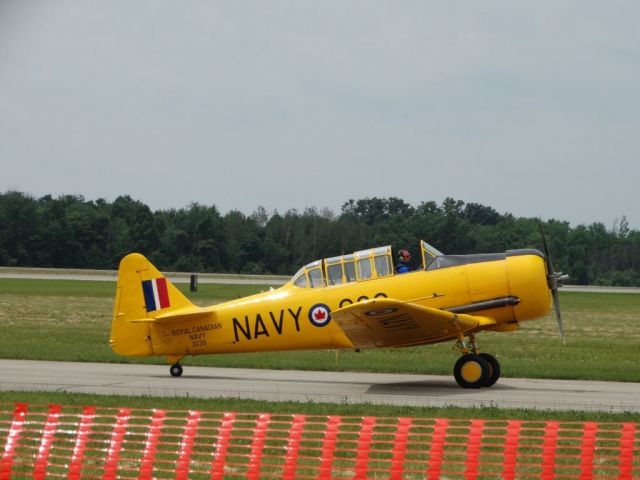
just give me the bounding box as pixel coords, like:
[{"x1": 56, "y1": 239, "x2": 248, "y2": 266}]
[{"x1": 110, "y1": 253, "x2": 195, "y2": 357}]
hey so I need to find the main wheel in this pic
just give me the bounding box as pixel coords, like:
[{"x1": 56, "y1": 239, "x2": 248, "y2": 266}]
[
  {"x1": 453, "y1": 354, "x2": 490, "y2": 388},
  {"x1": 170, "y1": 364, "x2": 183, "y2": 377},
  {"x1": 479, "y1": 353, "x2": 501, "y2": 387}
]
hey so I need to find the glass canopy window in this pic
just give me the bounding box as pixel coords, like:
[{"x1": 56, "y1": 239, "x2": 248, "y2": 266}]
[
  {"x1": 291, "y1": 246, "x2": 395, "y2": 288},
  {"x1": 421, "y1": 240, "x2": 444, "y2": 270}
]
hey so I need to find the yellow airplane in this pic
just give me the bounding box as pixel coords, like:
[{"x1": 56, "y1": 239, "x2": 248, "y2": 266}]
[{"x1": 110, "y1": 240, "x2": 567, "y2": 388}]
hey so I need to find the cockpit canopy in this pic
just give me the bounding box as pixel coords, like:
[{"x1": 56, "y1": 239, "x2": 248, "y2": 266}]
[{"x1": 290, "y1": 240, "x2": 443, "y2": 288}]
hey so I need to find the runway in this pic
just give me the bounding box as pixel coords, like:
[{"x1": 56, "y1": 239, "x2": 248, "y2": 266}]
[
  {"x1": 1, "y1": 359, "x2": 638, "y2": 413},
  {"x1": 2, "y1": 267, "x2": 640, "y2": 292}
]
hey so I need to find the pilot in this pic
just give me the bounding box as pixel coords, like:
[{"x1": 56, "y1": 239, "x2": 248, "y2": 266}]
[{"x1": 396, "y1": 249, "x2": 411, "y2": 273}]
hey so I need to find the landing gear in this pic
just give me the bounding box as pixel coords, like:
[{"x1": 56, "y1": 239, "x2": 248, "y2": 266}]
[
  {"x1": 169, "y1": 363, "x2": 183, "y2": 377},
  {"x1": 479, "y1": 352, "x2": 500, "y2": 387},
  {"x1": 454, "y1": 354, "x2": 490, "y2": 388},
  {"x1": 453, "y1": 334, "x2": 501, "y2": 388}
]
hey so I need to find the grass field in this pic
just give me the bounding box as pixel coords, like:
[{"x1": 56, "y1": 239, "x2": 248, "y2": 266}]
[
  {"x1": 1, "y1": 278, "x2": 639, "y2": 421},
  {"x1": 0, "y1": 278, "x2": 639, "y2": 381}
]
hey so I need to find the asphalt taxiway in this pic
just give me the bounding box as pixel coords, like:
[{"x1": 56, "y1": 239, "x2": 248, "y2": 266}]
[{"x1": 1, "y1": 359, "x2": 638, "y2": 413}]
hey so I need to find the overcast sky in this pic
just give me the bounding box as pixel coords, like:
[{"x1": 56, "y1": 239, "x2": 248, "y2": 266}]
[{"x1": 1, "y1": 1, "x2": 639, "y2": 229}]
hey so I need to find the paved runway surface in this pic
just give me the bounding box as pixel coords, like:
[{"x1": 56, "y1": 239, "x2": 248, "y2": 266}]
[{"x1": 1, "y1": 360, "x2": 638, "y2": 413}]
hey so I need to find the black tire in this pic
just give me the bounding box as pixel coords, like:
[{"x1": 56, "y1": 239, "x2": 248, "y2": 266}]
[
  {"x1": 170, "y1": 364, "x2": 183, "y2": 377},
  {"x1": 479, "y1": 353, "x2": 501, "y2": 387},
  {"x1": 453, "y1": 354, "x2": 490, "y2": 389}
]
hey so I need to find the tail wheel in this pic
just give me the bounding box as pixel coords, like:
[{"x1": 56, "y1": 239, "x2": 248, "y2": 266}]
[
  {"x1": 170, "y1": 364, "x2": 183, "y2": 377},
  {"x1": 454, "y1": 354, "x2": 490, "y2": 388},
  {"x1": 479, "y1": 353, "x2": 501, "y2": 387}
]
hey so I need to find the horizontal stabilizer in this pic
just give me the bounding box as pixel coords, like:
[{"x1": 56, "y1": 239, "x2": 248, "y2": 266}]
[{"x1": 129, "y1": 306, "x2": 213, "y2": 324}]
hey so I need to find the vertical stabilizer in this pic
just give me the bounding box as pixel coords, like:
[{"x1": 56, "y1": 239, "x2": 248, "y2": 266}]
[{"x1": 110, "y1": 253, "x2": 194, "y2": 356}]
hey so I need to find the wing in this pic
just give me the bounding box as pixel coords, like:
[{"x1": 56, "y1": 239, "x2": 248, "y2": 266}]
[{"x1": 332, "y1": 298, "x2": 497, "y2": 349}]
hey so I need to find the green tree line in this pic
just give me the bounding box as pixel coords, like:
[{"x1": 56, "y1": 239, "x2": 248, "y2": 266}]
[{"x1": 1, "y1": 191, "x2": 638, "y2": 285}]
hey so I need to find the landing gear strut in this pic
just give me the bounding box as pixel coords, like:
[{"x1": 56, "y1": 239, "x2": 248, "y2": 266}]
[
  {"x1": 169, "y1": 363, "x2": 183, "y2": 377},
  {"x1": 453, "y1": 334, "x2": 500, "y2": 388}
]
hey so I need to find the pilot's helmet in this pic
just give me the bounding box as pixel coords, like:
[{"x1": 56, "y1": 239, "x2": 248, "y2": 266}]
[{"x1": 398, "y1": 249, "x2": 411, "y2": 262}]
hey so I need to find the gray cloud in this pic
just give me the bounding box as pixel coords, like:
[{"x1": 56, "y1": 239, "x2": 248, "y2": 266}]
[{"x1": 1, "y1": 0, "x2": 639, "y2": 228}]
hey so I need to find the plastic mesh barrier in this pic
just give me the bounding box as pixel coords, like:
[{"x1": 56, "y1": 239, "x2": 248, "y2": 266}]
[{"x1": 1, "y1": 403, "x2": 638, "y2": 479}]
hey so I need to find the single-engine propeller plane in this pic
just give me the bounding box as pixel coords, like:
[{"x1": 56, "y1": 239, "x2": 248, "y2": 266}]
[{"x1": 111, "y1": 239, "x2": 568, "y2": 388}]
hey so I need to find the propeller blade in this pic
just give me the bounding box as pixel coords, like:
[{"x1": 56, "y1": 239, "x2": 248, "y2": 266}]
[
  {"x1": 538, "y1": 221, "x2": 555, "y2": 276},
  {"x1": 538, "y1": 220, "x2": 566, "y2": 343},
  {"x1": 552, "y1": 288, "x2": 565, "y2": 345}
]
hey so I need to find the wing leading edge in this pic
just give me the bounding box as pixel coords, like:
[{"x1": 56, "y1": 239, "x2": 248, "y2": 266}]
[{"x1": 332, "y1": 298, "x2": 497, "y2": 349}]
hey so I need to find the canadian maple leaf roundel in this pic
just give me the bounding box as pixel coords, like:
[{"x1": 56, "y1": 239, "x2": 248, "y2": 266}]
[{"x1": 308, "y1": 303, "x2": 331, "y2": 327}]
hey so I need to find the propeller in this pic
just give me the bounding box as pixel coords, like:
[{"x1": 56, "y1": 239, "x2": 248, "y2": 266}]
[{"x1": 538, "y1": 223, "x2": 569, "y2": 344}]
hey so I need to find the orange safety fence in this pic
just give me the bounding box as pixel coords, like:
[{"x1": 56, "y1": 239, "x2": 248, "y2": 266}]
[{"x1": 1, "y1": 403, "x2": 638, "y2": 479}]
